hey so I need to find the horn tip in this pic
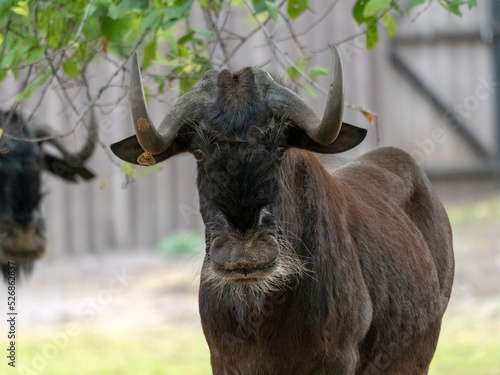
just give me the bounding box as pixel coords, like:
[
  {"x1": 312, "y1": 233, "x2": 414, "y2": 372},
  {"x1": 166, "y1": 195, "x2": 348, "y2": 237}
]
[
  {"x1": 131, "y1": 52, "x2": 141, "y2": 74},
  {"x1": 329, "y1": 45, "x2": 342, "y2": 65},
  {"x1": 329, "y1": 44, "x2": 339, "y2": 55}
]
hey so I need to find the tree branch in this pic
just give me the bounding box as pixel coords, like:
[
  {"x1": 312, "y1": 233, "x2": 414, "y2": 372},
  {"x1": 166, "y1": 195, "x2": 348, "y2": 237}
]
[
  {"x1": 4, "y1": 28, "x2": 151, "y2": 143},
  {"x1": 243, "y1": 0, "x2": 328, "y2": 96},
  {"x1": 0, "y1": 0, "x2": 94, "y2": 72}
]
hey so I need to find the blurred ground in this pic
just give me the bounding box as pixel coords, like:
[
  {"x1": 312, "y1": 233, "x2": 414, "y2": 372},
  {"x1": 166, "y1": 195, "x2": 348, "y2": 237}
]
[{"x1": 0, "y1": 182, "x2": 499, "y2": 374}]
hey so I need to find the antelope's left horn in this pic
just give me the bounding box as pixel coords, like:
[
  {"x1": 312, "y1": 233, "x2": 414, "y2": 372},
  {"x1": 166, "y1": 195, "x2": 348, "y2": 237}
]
[
  {"x1": 253, "y1": 45, "x2": 344, "y2": 145},
  {"x1": 31, "y1": 109, "x2": 98, "y2": 165},
  {"x1": 130, "y1": 52, "x2": 220, "y2": 155}
]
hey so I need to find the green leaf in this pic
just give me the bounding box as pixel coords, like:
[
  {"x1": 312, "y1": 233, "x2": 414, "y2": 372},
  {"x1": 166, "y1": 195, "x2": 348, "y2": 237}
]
[
  {"x1": 286, "y1": 66, "x2": 299, "y2": 81},
  {"x1": 265, "y1": 1, "x2": 279, "y2": 22},
  {"x1": 353, "y1": 0, "x2": 368, "y2": 24},
  {"x1": 295, "y1": 56, "x2": 307, "y2": 71},
  {"x1": 179, "y1": 77, "x2": 197, "y2": 95},
  {"x1": 383, "y1": 13, "x2": 397, "y2": 37},
  {"x1": 286, "y1": 56, "x2": 307, "y2": 81},
  {"x1": 287, "y1": 0, "x2": 308, "y2": 19},
  {"x1": 178, "y1": 30, "x2": 195, "y2": 45},
  {"x1": 27, "y1": 46, "x2": 45, "y2": 64},
  {"x1": 194, "y1": 28, "x2": 212, "y2": 37},
  {"x1": 309, "y1": 66, "x2": 328, "y2": 80},
  {"x1": 82, "y1": 14, "x2": 100, "y2": 40},
  {"x1": 363, "y1": 0, "x2": 391, "y2": 17},
  {"x1": 102, "y1": 17, "x2": 129, "y2": 42},
  {"x1": 439, "y1": 2, "x2": 462, "y2": 16},
  {"x1": 164, "y1": 5, "x2": 188, "y2": 21},
  {"x1": 140, "y1": 9, "x2": 161, "y2": 30},
  {"x1": 252, "y1": 0, "x2": 278, "y2": 21},
  {"x1": 108, "y1": 3, "x2": 127, "y2": 20},
  {"x1": 121, "y1": 162, "x2": 136, "y2": 178},
  {"x1": 121, "y1": 0, "x2": 149, "y2": 10},
  {"x1": 157, "y1": 78, "x2": 166, "y2": 93},
  {"x1": 140, "y1": 165, "x2": 163, "y2": 176},
  {"x1": 354, "y1": 0, "x2": 395, "y2": 49},
  {"x1": 16, "y1": 73, "x2": 51, "y2": 101},
  {"x1": 365, "y1": 18, "x2": 379, "y2": 49},
  {"x1": 252, "y1": 0, "x2": 268, "y2": 13},
  {"x1": 162, "y1": 0, "x2": 195, "y2": 30},
  {"x1": 164, "y1": 32, "x2": 178, "y2": 55},
  {"x1": 162, "y1": 18, "x2": 181, "y2": 30},
  {"x1": 12, "y1": 1, "x2": 29, "y2": 17},
  {"x1": 467, "y1": 0, "x2": 478, "y2": 9},
  {"x1": 63, "y1": 60, "x2": 79, "y2": 79},
  {"x1": 407, "y1": 0, "x2": 425, "y2": 11},
  {"x1": 304, "y1": 85, "x2": 317, "y2": 98},
  {"x1": 143, "y1": 38, "x2": 156, "y2": 70},
  {"x1": 178, "y1": 45, "x2": 189, "y2": 58},
  {"x1": 144, "y1": 85, "x2": 150, "y2": 105},
  {"x1": 193, "y1": 55, "x2": 213, "y2": 70},
  {"x1": 390, "y1": 0, "x2": 403, "y2": 16}
]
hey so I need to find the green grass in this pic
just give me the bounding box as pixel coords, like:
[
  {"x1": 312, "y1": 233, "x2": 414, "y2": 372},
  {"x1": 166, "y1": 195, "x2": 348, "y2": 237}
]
[
  {"x1": 443, "y1": 193, "x2": 500, "y2": 255},
  {"x1": 2, "y1": 313, "x2": 498, "y2": 374},
  {"x1": 4, "y1": 326, "x2": 211, "y2": 375},
  {"x1": 430, "y1": 314, "x2": 500, "y2": 375},
  {"x1": 445, "y1": 194, "x2": 500, "y2": 226}
]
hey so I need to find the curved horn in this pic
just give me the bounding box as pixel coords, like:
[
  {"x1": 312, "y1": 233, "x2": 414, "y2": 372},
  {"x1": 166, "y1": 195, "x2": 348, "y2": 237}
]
[
  {"x1": 253, "y1": 45, "x2": 344, "y2": 145},
  {"x1": 130, "y1": 52, "x2": 220, "y2": 155},
  {"x1": 30, "y1": 109, "x2": 98, "y2": 165},
  {"x1": 75, "y1": 109, "x2": 98, "y2": 163}
]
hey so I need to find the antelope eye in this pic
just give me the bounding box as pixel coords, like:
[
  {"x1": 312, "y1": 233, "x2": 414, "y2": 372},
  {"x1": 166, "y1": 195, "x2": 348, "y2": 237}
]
[
  {"x1": 194, "y1": 149, "x2": 205, "y2": 162},
  {"x1": 276, "y1": 147, "x2": 286, "y2": 160}
]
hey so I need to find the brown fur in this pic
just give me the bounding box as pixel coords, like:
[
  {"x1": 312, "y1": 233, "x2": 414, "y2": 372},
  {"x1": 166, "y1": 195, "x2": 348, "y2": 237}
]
[{"x1": 218, "y1": 68, "x2": 256, "y2": 103}]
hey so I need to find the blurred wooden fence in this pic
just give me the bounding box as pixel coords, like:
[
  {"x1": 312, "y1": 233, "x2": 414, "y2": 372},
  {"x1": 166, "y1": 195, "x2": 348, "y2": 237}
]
[{"x1": 0, "y1": 1, "x2": 495, "y2": 256}]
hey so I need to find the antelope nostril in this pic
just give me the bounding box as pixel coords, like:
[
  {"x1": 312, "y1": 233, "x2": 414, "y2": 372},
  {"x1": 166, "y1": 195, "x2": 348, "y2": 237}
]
[
  {"x1": 261, "y1": 235, "x2": 278, "y2": 248},
  {"x1": 258, "y1": 230, "x2": 276, "y2": 239},
  {"x1": 211, "y1": 236, "x2": 224, "y2": 249},
  {"x1": 254, "y1": 229, "x2": 278, "y2": 244},
  {"x1": 35, "y1": 226, "x2": 45, "y2": 239}
]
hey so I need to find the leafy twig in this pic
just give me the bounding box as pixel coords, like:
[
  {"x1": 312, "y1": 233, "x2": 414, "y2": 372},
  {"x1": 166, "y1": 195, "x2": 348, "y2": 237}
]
[
  {"x1": 4, "y1": 28, "x2": 151, "y2": 143},
  {"x1": 0, "y1": 0, "x2": 94, "y2": 72}
]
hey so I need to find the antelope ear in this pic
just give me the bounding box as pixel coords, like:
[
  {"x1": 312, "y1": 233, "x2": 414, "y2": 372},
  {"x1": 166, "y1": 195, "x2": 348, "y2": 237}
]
[
  {"x1": 110, "y1": 134, "x2": 187, "y2": 165},
  {"x1": 42, "y1": 154, "x2": 95, "y2": 182},
  {"x1": 288, "y1": 122, "x2": 367, "y2": 154}
]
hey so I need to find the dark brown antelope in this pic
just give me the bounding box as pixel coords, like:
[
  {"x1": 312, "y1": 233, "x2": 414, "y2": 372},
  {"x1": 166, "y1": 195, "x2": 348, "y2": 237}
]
[
  {"x1": 111, "y1": 46, "x2": 454, "y2": 375},
  {"x1": 0, "y1": 111, "x2": 97, "y2": 277}
]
